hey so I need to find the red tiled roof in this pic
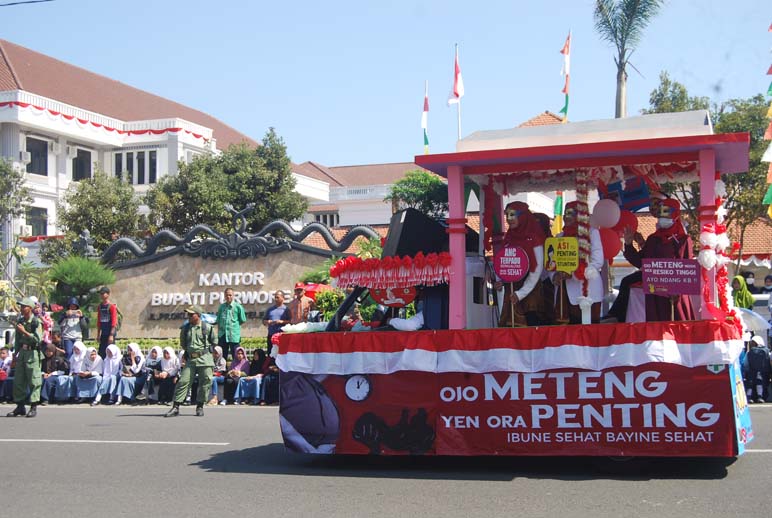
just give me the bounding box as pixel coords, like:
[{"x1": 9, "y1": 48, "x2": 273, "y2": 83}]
[
  {"x1": 518, "y1": 111, "x2": 564, "y2": 127},
  {"x1": 308, "y1": 203, "x2": 339, "y2": 213},
  {"x1": 293, "y1": 161, "x2": 343, "y2": 186},
  {"x1": 328, "y1": 162, "x2": 431, "y2": 186},
  {"x1": 0, "y1": 39, "x2": 256, "y2": 148}
]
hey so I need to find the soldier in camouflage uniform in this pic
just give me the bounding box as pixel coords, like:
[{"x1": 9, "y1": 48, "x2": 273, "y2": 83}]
[
  {"x1": 7, "y1": 297, "x2": 43, "y2": 418},
  {"x1": 165, "y1": 306, "x2": 215, "y2": 418}
]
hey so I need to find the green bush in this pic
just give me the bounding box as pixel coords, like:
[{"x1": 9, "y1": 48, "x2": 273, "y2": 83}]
[
  {"x1": 314, "y1": 289, "x2": 345, "y2": 320},
  {"x1": 49, "y1": 256, "x2": 115, "y2": 309}
]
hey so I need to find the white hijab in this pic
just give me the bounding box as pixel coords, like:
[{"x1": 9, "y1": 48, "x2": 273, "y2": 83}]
[
  {"x1": 82, "y1": 347, "x2": 103, "y2": 375},
  {"x1": 126, "y1": 342, "x2": 145, "y2": 371},
  {"x1": 103, "y1": 344, "x2": 122, "y2": 377},
  {"x1": 70, "y1": 341, "x2": 86, "y2": 374},
  {"x1": 147, "y1": 346, "x2": 162, "y2": 368},
  {"x1": 160, "y1": 346, "x2": 179, "y2": 375}
]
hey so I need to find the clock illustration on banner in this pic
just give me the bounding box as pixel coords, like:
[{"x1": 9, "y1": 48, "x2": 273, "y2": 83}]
[{"x1": 345, "y1": 374, "x2": 371, "y2": 402}]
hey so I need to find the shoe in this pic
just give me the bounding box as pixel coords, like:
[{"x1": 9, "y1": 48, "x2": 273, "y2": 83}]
[
  {"x1": 234, "y1": 400, "x2": 241, "y2": 405},
  {"x1": 6, "y1": 404, "x2": 26, "y2": 417},
  {"x1": 756, "y1": 398, "x2": 766, "y2": 404},
  {"x1": 116, "y1": 396, "x2": 123, "y2": 406},
  {"x1": 91, "y1": 399, "x2": 100, "y2": 406},
  {"x1": 219, "y1": 400, "x2": 227, "y2": 406},
  {"x1": 26, "y1": 405, "x2": 37, "y2": 418},
  {"x1": 39, "y1": 400, "x2": 48, "y2": 406},
  {"x1": 164, "y1": 405, "x2": 180, "y2": 418},
  {"x1": 196, "y1": 405, "x2": 204, "y2": 417},
  {"x1": 73, "y1": 398, "x2": 82, "y2": 404}
]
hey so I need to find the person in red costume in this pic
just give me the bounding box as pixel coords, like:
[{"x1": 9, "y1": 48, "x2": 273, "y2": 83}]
[
  {"x1": 623, "y1": 198, "x2": 696, "y2": 322},
  {"x1": 496, "y1": 201, "x2": 547, "y2": 327}
]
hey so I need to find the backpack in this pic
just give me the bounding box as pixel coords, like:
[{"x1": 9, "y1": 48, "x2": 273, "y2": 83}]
[{"x1": 747, "y1": 347, "x2": 771, "y2": 374}]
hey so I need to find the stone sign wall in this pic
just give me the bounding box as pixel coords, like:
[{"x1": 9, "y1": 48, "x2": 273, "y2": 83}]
[{"x1": 110, "y1": 249, "x2": 325, "y2": 339}]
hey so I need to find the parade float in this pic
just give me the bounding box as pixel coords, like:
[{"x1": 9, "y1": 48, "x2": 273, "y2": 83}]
[{"x1": 276, "y1": 111, "x2": 754, "y2": 457}]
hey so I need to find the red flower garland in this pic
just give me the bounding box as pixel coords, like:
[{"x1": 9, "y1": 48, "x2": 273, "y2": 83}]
[{"x1": 330, "y1": 252, "x2": 452, "y2": 289}]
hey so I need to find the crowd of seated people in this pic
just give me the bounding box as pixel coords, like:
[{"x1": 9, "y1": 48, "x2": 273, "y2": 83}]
[{"x1": 0, "y1": 339, "x2": 279, "y2": 407}]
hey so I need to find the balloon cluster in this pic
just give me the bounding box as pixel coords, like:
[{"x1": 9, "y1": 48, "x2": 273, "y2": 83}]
[{"x1": 329, "y1": 252, "x2": 452, "y2": 289}]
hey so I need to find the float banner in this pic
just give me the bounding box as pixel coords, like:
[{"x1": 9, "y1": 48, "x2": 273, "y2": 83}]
[
  {"x1": 642, "y1": 258, "x2": 701, "y2": 297},
  {"x1": 494, "y1": 245, "x2": 529, "y2": 282},
  {"x1": 728, "y1": 359, "x2": 754, "y2": 454},
  {"x1": 544, "y1": 237, "x2": 579, "y2": 274},
  {"x1": 279, "y1": 363, "x2": 745, "y2": 457}
]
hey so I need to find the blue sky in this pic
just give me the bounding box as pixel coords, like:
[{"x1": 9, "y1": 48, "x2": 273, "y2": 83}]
[{"x1": 2, "y1": 0, "x2": 770, "y2": 167}]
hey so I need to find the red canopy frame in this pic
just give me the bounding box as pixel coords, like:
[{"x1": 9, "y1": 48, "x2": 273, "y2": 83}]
[{"x1": 415, "y1": 132, "x2": 750, "y2": 329}]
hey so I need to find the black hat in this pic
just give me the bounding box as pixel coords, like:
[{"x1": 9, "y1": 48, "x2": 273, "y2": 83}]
[{"x1": 98, "y1": 286, "x2": 111, "y2": 294}]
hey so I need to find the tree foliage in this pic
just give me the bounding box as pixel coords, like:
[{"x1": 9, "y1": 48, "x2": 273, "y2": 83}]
[
  {"x1": 56, "y1": 170, "x2": 141, "y2": 253},
  {"x1": 0, "y1": 158, "x2": 32, "y2": 224},
  {"x1": 642, "y1": 72, "x2": 710, "y2": 115},
  {"x1": 384, "y1": 170, "x2": 448, "y2": 220},
  {"x1": 48, "y1": 256, "x2": 115, "y2": 308},
  {"x1": 594, "y1": 0, "x2": 664, "y2": 117},
  {"x1": 644, "y1": 73, "x2": 770, "y2": 253},
  {"x1": 145, "y1": 129, "x2": 307, "y2": 235}
]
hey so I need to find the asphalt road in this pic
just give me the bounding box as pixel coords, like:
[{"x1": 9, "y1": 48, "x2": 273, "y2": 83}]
[{"x1": 1, "y1": 402, "x2": 770, "y2": 518}]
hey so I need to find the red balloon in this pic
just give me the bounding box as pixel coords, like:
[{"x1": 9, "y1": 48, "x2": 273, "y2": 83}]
[
  {"x1": 599, "y1": 228, "x2": 622, "y2": 260},
  {"x1": 612, "y1": 210, "x2": 638, "y2": 235}
]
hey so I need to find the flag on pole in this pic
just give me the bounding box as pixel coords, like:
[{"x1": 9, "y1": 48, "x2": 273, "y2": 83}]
[
  {"x1": 768, "y1": 81, "x2": 772, "y2": 96},
  {"x1": 421, "y1": 81, "x2": 430, "y2": 154},
  {"x1": 552, "y1": 191, "x2": 564, "y2": 235},
  {"x1": 558, "y1": 31, "x2": 571, "y2": 123},
  {"x1": 447, "y1": 45, "x2": 464, "y2": 105}
]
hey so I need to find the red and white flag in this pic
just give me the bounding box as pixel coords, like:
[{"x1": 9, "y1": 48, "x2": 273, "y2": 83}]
[{"x1": 447, "y1": 45, "x2": 464, "y2": 105}]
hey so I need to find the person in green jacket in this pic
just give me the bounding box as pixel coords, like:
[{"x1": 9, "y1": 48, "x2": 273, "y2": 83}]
[
  {"x1": 7, "y1": 297, "x2": 43, "y2": 418},
  {"x1": 165, "y1": 305, "x2": 215, "y2": 418},
  {"x1": 216, "y1": 287, "x2": 247, "y2": 361}
]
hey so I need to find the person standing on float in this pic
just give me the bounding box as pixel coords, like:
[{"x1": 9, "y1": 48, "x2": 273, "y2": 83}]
[
  {"x1": 623, "y1": 198, "x2": 695, "y2": 321},
  {"x1": 552, "y1": 201, "x2": 605, "y2": 323},
  {"x1": 496, "y1": 201, "x2": 546, "y2": 327}
]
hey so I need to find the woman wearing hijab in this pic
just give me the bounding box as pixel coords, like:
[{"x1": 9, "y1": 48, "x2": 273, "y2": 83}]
[
  {"x1": 238, "y1": 348, "x2": 266, "y2": 405},
  {"x1": 57, "y1": 340, "x2": 85, "y2": 402},
  {"x1": 624, "y1": 198, "x2": 696, "y2": 321},
  {"x1": 40, "y1": 343, "x2": 69, "y2": 405},
  {"x1": 94, "y1": 344, "x2": 122, "y2": 406},
  {"x1": 224, "y1": 346, "x2": 249, "y2": 405},
  {"x1": 208, "y1": 345, "x2": 227, "y2": 405},
  {"x1": 116, "y1": 342, "x2": 145, "y2": 405},
  {"x1": 551, "y1": 201, "x2": 605, "y2": 324},
  {"x1": 496, "y1": 201, "x2": 547, "y2": 327},
  {"x1": 75, "y1": 347, "x2": 103, "y2": 402},
  {"x1": 732, "y1": 275, "x2": 756, "y2": 310},
  {"x1": 156, "y1": 347, "x2": 180, "y2": 405},
  {"x1": 143, "y1": 346, "x2": 163, "y2": 402}
]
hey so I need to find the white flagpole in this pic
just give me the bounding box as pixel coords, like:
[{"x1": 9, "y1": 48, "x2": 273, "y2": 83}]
[{"x1": 455, "y1": 43, "x2": 462, "y2": 140}]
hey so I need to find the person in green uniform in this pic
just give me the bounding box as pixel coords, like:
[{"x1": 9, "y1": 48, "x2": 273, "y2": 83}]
[
  {"x1": 7, "y1": 297, "x2": 43, "y2": 418},
  {"x1": 165, "y1": 305, "x2": 215, "y2": 418}
]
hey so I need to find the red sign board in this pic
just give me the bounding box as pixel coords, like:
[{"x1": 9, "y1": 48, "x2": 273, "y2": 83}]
[
  {"x1": 494, "y1": 245, "x2": 530, "y2": 282},
  {"x1": 280, "y1": 364, "x2": 737, "y2": 457}
]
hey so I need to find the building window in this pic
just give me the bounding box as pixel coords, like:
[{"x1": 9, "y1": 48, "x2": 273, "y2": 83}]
[
  {"x1": 26, "y1": 137, "x2": 48, "y2": 176},
  {"x1": 314, "y1": 213, "x2": 339, "y2": 227},
  {"x1": 114, "y1": 153, "x2": 123, "y2": 181},
  {"x1": 26, "y1": 207, "x2": 48, "y2": 236},
  {"x1": 72, "y1": 149, "x2": 92, "y2": 181},
  {"x1": 126, "y1": 152, "x2": 134, "y2": 183},
  {"x1": 149, "y1": 150, "x2": 157, "y2": 184},
  {"x1": 136, "y1": 151, "x2": 146, "y2": 184}
]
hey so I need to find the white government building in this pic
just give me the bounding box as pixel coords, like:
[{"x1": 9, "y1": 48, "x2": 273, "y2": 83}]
[{"x1": 0, "y1": 38, "x2": 553, "y2": 258}]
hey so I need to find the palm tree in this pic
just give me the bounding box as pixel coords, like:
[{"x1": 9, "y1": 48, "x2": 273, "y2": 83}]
[{"x1": 594, "y1": 0, "x2": 664, "y2": 118}]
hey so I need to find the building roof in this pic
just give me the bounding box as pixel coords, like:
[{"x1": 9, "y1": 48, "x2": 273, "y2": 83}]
[
  {"x1": 293, "y1": 161, "x2": 343, "y2": 186},
  {"x1": 0, "y1": 39, "x2": 256, "y2": 148},
  {"x1": 328, "y1": 162, "x2": 430, "y2": 186},
  {"x1": 518, "y1": 111, "x2": 564, "y2": 127}
]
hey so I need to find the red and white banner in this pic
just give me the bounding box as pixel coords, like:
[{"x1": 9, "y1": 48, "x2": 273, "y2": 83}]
[
  {"x1": 277, "y1": 321, "x2": 743, "y2": 375},
  {"x1": 279, "y1": 363, "x2": 740, "y2": 457}
]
